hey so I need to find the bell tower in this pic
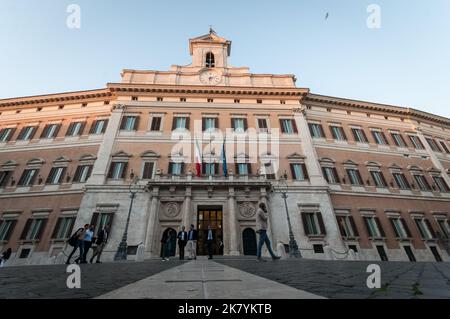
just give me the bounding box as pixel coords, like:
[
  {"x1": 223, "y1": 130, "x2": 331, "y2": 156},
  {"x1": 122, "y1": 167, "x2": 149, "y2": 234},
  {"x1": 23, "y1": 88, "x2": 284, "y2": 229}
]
[{"x1": 189, "y1": 29, "x2": 232, "y2": 68}]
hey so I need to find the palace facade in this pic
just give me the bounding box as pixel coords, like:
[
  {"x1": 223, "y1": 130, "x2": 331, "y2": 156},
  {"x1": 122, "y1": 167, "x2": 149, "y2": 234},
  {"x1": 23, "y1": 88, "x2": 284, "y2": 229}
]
[{"x1": 0, "y1": 31, "x2": 449, "y2": 265}]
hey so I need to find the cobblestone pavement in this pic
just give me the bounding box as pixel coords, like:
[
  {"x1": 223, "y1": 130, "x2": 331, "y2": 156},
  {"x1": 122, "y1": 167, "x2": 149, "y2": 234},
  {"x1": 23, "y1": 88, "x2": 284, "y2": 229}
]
[
  {"x1": 214, "y1": 257, "x2": 450, "y2": 299},
  {"x1": 0, "y1": 260, "x2": 185, "y2": 299},
  {"x1": 1, "y1": 257, "x2": 449, "y2": 299}
]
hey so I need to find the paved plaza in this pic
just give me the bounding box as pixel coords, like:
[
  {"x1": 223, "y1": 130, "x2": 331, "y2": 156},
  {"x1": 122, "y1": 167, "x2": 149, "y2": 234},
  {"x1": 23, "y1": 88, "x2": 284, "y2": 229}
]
[{"x1": 0, "y1": 257, "x2": 449, "y2": 299}]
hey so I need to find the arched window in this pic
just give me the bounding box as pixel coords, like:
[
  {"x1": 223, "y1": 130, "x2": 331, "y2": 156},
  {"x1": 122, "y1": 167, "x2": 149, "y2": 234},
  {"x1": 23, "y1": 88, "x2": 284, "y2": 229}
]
[{"x1": 205, "y1": 52, "x2": 215, "y2": 68}]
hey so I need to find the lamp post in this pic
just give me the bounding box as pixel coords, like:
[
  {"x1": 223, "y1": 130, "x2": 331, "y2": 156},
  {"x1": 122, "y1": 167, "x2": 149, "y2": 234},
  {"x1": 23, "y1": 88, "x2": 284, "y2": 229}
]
[
  {"x1": 275, "y1": 174, "x2": 301, "y2": 258},
  {"x1": 114, "y1": 176, "x2": 140, "y2": 261}
]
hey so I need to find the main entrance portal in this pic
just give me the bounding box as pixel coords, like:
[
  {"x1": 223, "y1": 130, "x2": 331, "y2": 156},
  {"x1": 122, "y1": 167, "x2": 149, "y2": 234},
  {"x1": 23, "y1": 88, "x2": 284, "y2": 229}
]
[{"x1": 197, "y1": 206, "x2": 224, "y2": 256}]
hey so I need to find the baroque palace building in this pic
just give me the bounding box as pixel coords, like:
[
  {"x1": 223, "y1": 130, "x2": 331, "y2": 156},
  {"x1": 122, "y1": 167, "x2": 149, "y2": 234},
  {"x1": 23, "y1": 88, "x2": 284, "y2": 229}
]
[{"x1": 0, "y1": 31, "x2": 449, "y2": 265}]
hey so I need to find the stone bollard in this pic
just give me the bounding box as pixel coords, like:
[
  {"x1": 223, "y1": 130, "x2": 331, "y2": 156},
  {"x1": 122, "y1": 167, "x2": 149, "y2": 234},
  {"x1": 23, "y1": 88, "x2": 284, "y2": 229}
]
[
  {"x1": 323, "y1": 245, "x2": 333, "y2": 260},
  {"x1": 135, "y1": 244, "x2": 145, "y2": 262},
  {"x1": 277, "y1": 242, "x2": 287, "y2": 259}
]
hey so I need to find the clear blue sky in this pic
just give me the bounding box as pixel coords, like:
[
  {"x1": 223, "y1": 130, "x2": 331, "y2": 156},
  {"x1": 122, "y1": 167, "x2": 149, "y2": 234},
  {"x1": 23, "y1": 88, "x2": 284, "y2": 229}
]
[{"x1": 1, "y1": 0, "x2": 449, "y2": 118}]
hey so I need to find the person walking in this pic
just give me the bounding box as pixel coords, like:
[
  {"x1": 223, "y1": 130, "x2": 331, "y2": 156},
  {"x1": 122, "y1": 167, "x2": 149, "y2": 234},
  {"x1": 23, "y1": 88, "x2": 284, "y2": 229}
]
[
  {"x1": 90, "y1": 225, "x2": 109, "y2": 264},
  {"x1": 186, "y1": 224, "x2": 198, "y2": 260},
  {"x1": 66, "y1": 224, "x2": 88, "y2": 264},
  {"x1": 0, "y1": 248, "x2": 12, "y2": 268},
  {"x1": 206, "y1": 225, "x2": 215, "y2": 259},
  {"x1": 177, "y1": 226, "x2": 188, "y2": 260},
  {"x1": 160, "y1": 230, "x2": 171, "y2": 261},
  {"x1": 76, "y1": 224, "x2": 94, "y2": 264},
  {"x1": 256, "y1": 202, "x2": 280, "y2": 262}
]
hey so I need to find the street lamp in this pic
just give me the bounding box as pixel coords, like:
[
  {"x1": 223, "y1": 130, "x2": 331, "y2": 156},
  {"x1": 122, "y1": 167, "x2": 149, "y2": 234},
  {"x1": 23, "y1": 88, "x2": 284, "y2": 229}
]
[
  {"x1": 275, "y1": 173, "x2": 301, "y2": 258},
  {"x1": 114, "y1": 176, "x2": 140, "y2": 261}
]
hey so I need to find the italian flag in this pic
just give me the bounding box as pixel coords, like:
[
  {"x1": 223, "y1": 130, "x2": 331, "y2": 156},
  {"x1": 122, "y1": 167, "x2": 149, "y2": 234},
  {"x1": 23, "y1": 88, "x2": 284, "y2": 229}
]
[{"x1": 195, "y1": 136, "x2": 202, "y2": 177}]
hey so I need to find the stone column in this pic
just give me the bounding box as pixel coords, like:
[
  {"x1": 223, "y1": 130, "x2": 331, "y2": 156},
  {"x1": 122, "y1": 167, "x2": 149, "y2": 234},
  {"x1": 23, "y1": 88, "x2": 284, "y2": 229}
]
[
  {"x1": 294, "y1": 108, "x2": 327, "y2": 186},
  {"x1": 416, "y1": 129, "x2": 450, "y2": 187},
  {"x1": 182, "y1": 186, "x2": 192, "y2": 228},
  {"x1": 144, "y1": 186, "x2": 160, "y2": 255},
  {"x1": 88, "y1": 104, "x2": 125, "y2": 185},
  {"x1": 228, "y1": 187, "x2": 240, "y2": 255}
]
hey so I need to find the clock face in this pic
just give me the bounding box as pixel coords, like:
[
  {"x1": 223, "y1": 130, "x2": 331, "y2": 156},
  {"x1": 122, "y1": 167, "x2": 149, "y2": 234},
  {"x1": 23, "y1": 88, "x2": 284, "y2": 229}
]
[{"x1": 200, "y1": 70, "x2": 222, "y2": 85}]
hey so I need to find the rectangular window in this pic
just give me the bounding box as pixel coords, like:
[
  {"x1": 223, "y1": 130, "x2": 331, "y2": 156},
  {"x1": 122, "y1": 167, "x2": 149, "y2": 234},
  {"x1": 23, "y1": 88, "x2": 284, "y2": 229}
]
[
  {"x1": 73, "y1": 165, "x2": 93, "y2": 183},
  {"x1": 202, "y1": 163, "x2": 218, "y2": 176},
  {"x1": 172, "y1": 117, "x2": 189, "y2": 130},
  {"x1": 279, "y1": 119, "x2": 298, "y2": 134},
  {"x1": 232, "y1": 118, "x2": 247, "y2": 133},
  {"x1": 425, "y1": 138, "x2": 442, "y2": 152},
  {"x1": 302, "y1": 212, "x2": 326, "y2": 236},
  {"x1": 0, "y1": 128, "x2": 15, "y2": 142},
  {"x1": 408, "y1": 135, "x2": 425, "y2": 149},
  {"x1": 290, "y1": 164, "x2": 309, "y2": 181},
  {"x1": 413, "y1": 175, "x2": 431, "y2": 191},
  {"x1": 142, "y1": 162, "x2": 155, "y2": 179},
  {"x1": 0, "y1": 171, "x2": 12, "y2": 188},
  {"x1": 370, "y1": 171, "x2": 387, "y2": 188},
  {"x1": 169, "y1": 162, "x2": 184, "y2": 175},
  {"x1": 439, "y1": 141, "x2": 450, "y2": 154},
  {"x1": 351, "y1": 128, "x2": 368, "y2": 143},
  {"x1": 203, "y1": 118, "x2": 217, "y2": 131},
  {"x1": 308, "y1": 123, "x2": 325, "y2": 138},
  {"x1": 120, "y1": 116, "x2": 138, "y2": 131},
  {"x1": 391, "y1": 133, "x2": 407, "y2": 147},
  {"x1": 257, "y1": 119, "x2": 268, "y2": 132},
  {"x1": 18, "y1": 169, "x2": 39, "y2": 186},
  {"x1": 90, "y1": 119, "x2": 108, "y2": 134},
  {"x1": 414, "y1": 218, "x2": 435, "y2": 239},
  {"x1": 363, "y1": 217, "x2": 385, "y2": 238},
  {"x1": 107, "y1": 162, "x2": 127, "y2": 179},
  {"x1": 437, "y1": 219, "x2": 449, "y2": 239},
  {"x1": 150, "y1": 117, "x2": 162, "y2": 131},
  {"x1": 236, "y1": 163, "x2": 251, "y2": 175},
  {"x1": 0, "y1": 220, "x2": 17, "y2": 241},
  {"x1": 330, "y1": 126, "x2": 347, "y2": 141},
  {"x1": 390, "y1": 218, "x2": 408, "y2": 238},
  {"x1": 336, "y1": 215, "x2": 359, "y2": 237},
  {"x1": 52, "y1": 217, "x2": 76, "y2": 239},
  {"x1": 90, "y1": 212, "x2": 114, "y2": 235},
  {"x1": 433, "y1": 176, "x2": 450, "y2": 192},
  {"x1": 393, "y1": 172, "x2": 411, "y2": 190},
  {"x1": 20, "y1": 218, "x2": 47, "y2": 241},
  {"x1": 45, "y1": 167, "x2": 66, "y2": 184},
  {"x1": 40, "y1": 124, "x2": 61, "y2": 139},
  {"x1": 17, "y1": 126, "x2": 37, "y2": 141},
  {"x1": 371, "y1": 131, "x2": 389, "y2": 145},
  {"x1": 66, "y1": 122, "x2": 85, "y2": 137},
  {"x1": 322, "y1": 167, "x2": 339, "y2": 184},
  {"x1": 346, "y1": 169, "x2": 363, "y2": 186}
]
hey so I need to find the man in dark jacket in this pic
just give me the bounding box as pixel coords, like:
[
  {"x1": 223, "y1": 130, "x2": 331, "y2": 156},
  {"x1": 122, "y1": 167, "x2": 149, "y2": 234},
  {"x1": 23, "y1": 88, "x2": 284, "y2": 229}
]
[
  {"x1": 177, "y1": 226, "x2": 188, "y2": 260},
  {"x1": 90, "y1": 225, "x2": 110, "y2": 264},
  {"x1": 205, "y1": 225, "x2": 215, "y2": 259}
]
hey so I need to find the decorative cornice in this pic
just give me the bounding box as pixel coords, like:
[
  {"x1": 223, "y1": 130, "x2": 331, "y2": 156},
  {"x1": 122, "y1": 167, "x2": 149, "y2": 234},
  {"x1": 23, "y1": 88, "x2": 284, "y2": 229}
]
[
  {"x1": 0, "y1": 88, "x2": 113, "y2": 108},
  {"x1": 304, "y1": 93, "x2": 450, "y2": 128},
  {"x1": 107, "y1": 83, "x2": 309, "y2": 97}
]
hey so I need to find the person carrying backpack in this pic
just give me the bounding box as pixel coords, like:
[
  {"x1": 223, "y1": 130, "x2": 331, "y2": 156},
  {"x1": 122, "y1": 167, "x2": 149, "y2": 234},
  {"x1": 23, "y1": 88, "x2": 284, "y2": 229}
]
[{"x1": 66, "y1": 224, "x2": 88, "y2": 264}]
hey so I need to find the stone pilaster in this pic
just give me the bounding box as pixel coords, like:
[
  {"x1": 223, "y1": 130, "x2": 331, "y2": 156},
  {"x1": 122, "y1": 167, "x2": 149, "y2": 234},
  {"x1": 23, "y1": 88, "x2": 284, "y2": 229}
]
[
  {"x1": 228, "y1": 186, "x2": 240, "y2": 255},
  {"x1": 294, "y1": 107, "x2": 327, "y2": 186},
  {"x1": 182, "y1": 186, "x2": 192, "y2": 228},
  {"x1": 88, "y1": 104, "x2": 125, "y2": 185},
  {"x1": 144, "y1": 186, "x2": 160, "y2": 255}
]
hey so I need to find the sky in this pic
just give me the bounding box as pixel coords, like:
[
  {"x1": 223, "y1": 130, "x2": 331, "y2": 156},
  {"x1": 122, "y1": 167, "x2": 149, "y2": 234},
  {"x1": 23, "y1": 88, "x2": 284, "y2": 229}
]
[{"x1": 1, "y1": 0, "x2": 449, "y2": 118}]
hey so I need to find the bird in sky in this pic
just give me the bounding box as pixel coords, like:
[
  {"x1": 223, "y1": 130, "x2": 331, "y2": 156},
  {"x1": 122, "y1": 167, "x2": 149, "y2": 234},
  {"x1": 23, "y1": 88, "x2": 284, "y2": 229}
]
[{"x1": 325, "y1": 12, "x2": 329, "y2": 20}]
